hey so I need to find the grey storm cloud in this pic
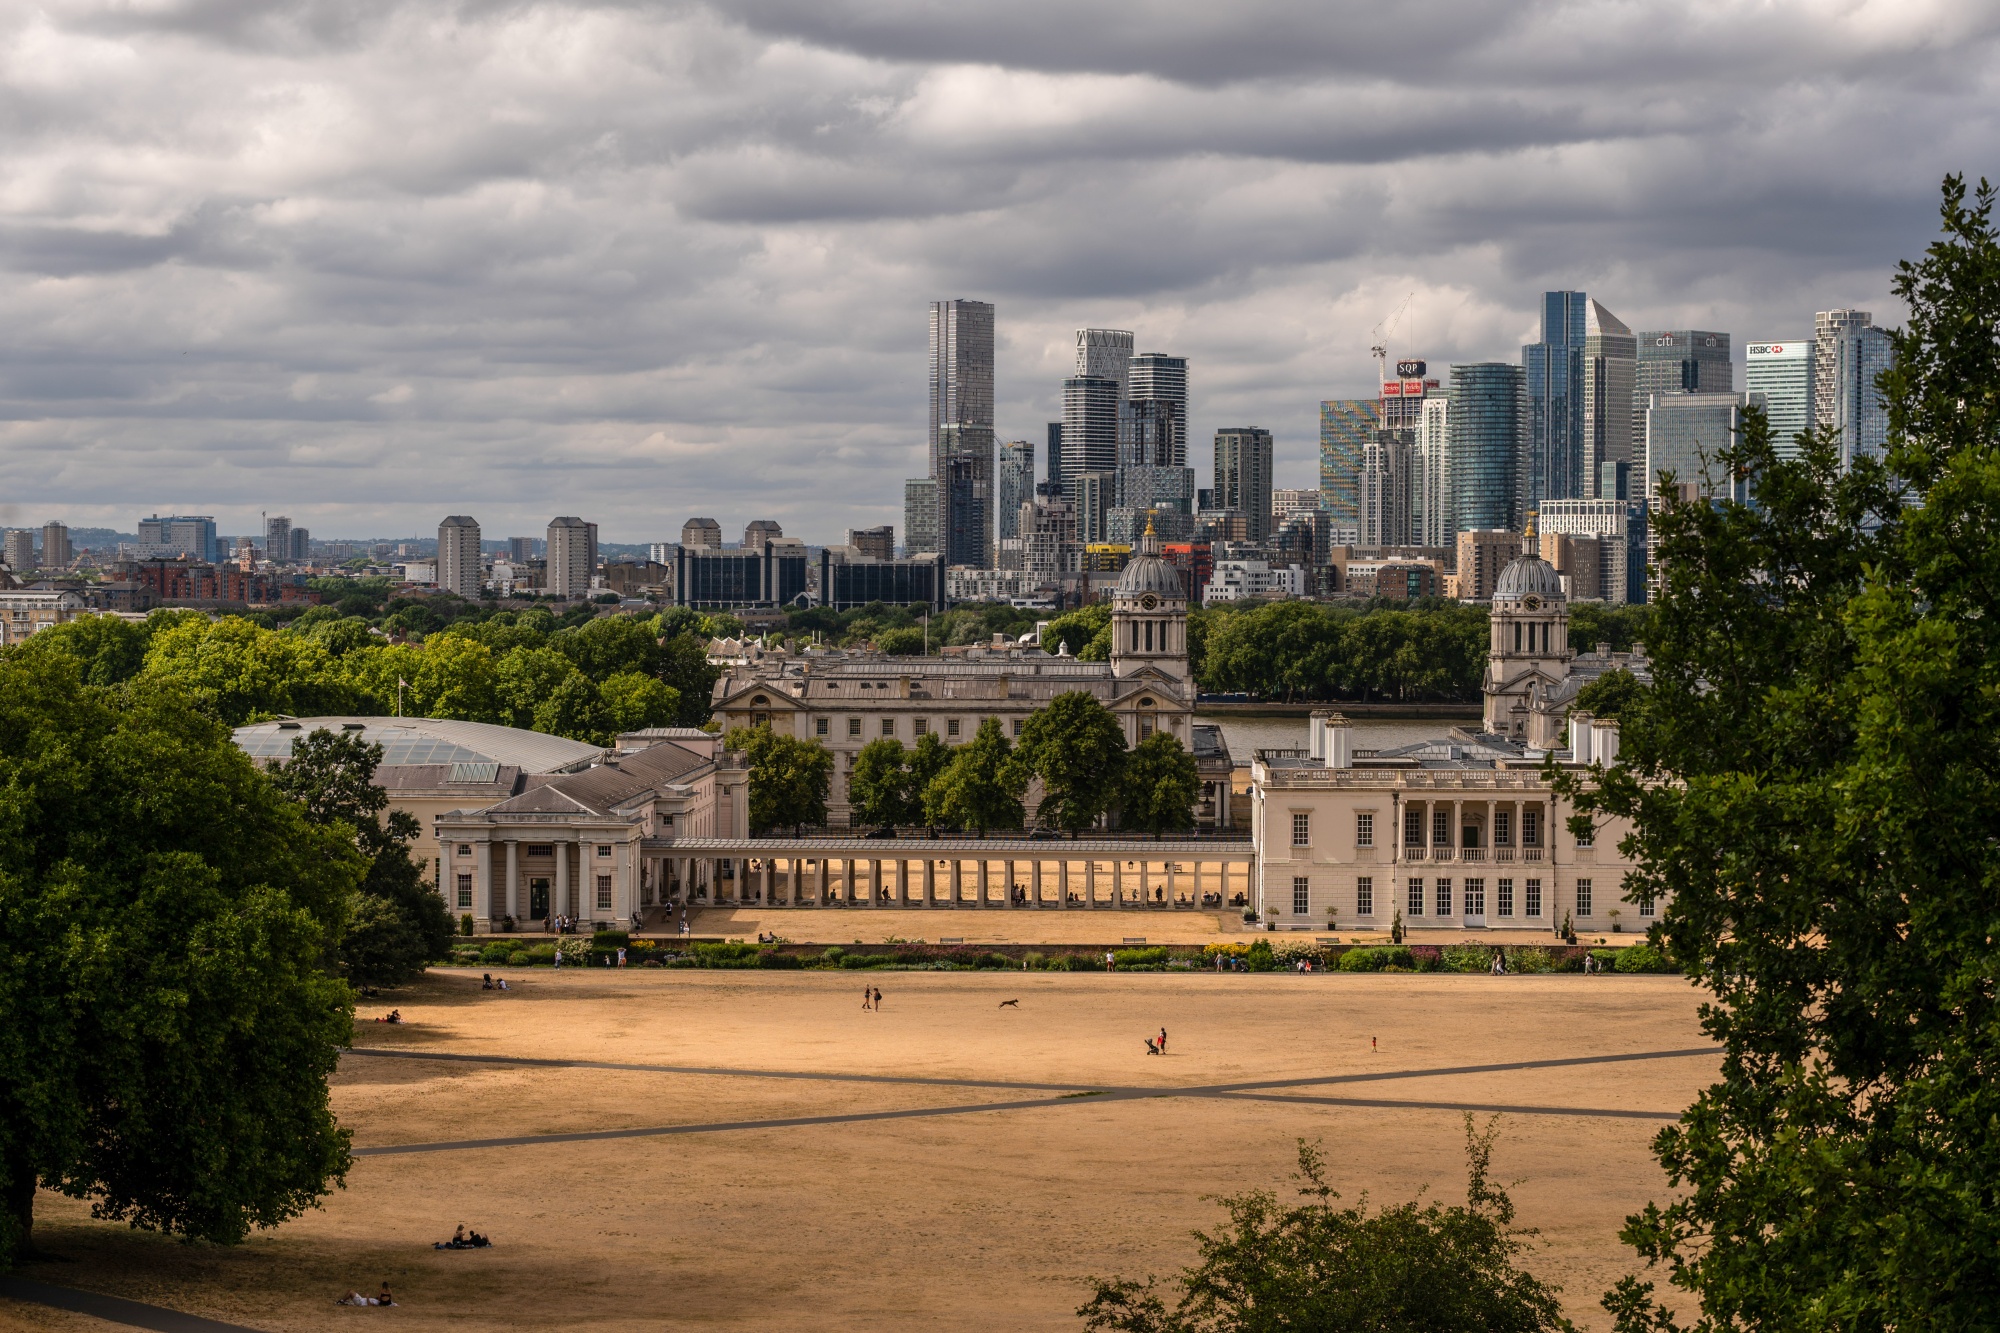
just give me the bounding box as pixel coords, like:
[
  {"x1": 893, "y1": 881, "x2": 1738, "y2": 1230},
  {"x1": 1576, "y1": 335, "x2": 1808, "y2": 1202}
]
[{"x1": 0, "y1": 0, "x2": 1994, "y2": 541}]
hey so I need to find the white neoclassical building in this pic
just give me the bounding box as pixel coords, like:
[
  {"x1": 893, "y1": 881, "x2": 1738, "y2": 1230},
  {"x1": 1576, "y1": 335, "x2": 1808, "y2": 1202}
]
[{"x1": 1252, "y1": 548, "x2": 1654, "y2": 936}]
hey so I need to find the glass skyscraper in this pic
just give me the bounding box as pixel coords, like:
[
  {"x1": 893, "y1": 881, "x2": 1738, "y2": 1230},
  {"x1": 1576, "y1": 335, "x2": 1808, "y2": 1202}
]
[
  {"x1": 1582, "y1": 300, "x2": 1637, "y2": 494},
  {"x1": 929, "y1": 300, "x2": 994, "y2": 477},
  {"x1": 1523, "y1": 291, "x2": 1587, "y2": 510},
  {"x1": 997, "y1": 439, "x2": 1034, "y2": 540},
  {"x1": 1635, "y1": 330, "x2": 1732, "y2": 445},
  {"x1": 1815, "y1": 310, "x2": 1894, "y2": 470},
  {"x1": 1744, "y1": 339, "x2": 1814, "y2": 458},
  {"x1": 1128, "y1": 353, "x2": 1188, "y2": 464},
  {"x1": 1644, "y1": 392, "x2": 1765, "y2": 502},
  {"x1": 1213, "y1": 428, "x2": 1276, "y2": 543},
  {"x1": 1319, "y1": 399, "x2": 1377, "y2": 531},
  {"x1": 1448, "y1": 363, "x2": 1527, "y2": 533}
]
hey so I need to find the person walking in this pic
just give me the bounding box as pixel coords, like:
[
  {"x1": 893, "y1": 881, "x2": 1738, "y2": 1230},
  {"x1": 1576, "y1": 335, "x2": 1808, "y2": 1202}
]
[
  {"x1": 872, "y1": 986, "x2": 883, "y2": 1010},
  {"x1": 862, "y1": 985, "x2": 872, "y2": 1011},
  {"x1": 1157, "y1": 1027, "x2": 1168, "y2": 1055}
]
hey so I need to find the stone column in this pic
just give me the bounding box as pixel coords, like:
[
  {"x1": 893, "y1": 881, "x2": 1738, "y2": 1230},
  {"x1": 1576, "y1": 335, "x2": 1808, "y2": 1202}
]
[
  {"x1": 1191, "y1": 859, "x2": 1202, "y2": 910},
  {"x1": 1086, "y1": 857, "x2": 1097, "y2": 909},
  {"x1": 554, "y1": 839, "x2": 570, "y2": 919},
  {"x1": 1059, "y1": 859, "x2": 1070, "y2": 910},
  {"x1": 1005, "y1": 859, "x2": 1016, "y2": 909},
  {"x1": 504, "y1": 839, "x2": 519, "y2": 923},
  {"x1": 897, "y1": 858, "x2": 910, "y2": 907},
  {"x1": 1168, "y1": 859, "x2": 1179, "y2": 908},
  {"x1": 817, "y1": 855, "x2": 829, "y2": 906},
  {"x1": 923, "y1": 858, "x2": 936, "y2": 907},
  {"x1": 1113, "y1": 858, "x2": 1123, "y2": 907},
  {"x1": 1032, "y1": 858, "x2": 1043, "y2": 908},
  {"x1": 949, "y1": 858, "x2": 962, "y2": 907},
  {"x1": 472, "y1": 838, "x2": 491, "y2": 926},
  {"x1": 977, "y1": 857, "x2": 989, "y2": 909}
]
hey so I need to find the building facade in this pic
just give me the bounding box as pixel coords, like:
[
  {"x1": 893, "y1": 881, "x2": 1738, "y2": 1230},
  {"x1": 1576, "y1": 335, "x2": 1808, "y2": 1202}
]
[
  {"x1": 848, "y1": 526, "x2": 896, "y2": 561},
  {"x1": 137, "y1": 515, "x2": 220, "y2": 563},
  {"x1": 1523, "y1": 291, "x2": 1588, "y2": 510},
  {"x1": 936, "y1": 422, "x2": 995, "y2": 569},
  {"x1": 930, "y1": 299, "x2": 995, "y2": 474},
  {"x1": 903, "y1": 478, "x2": 939, "y2": 556},
  {"x1": 1744, "y1": 338, "x2": 1813, "y2": 458},
  {"x1": 41, "y1": 522, "x2": 71, "y2": 570},
  {"x1": 1538, "y1": 497, "x2": 1643, "y2": 605},
  {"x1": 1129, "y1": 353, "x2": 1189, "y2": 464},
  {"x1": 1814, "y1": 309, "x2": 1893, "y2": 470},
  {"x1": 1644, "y1": 392, "x2": 1764, "y2": 501},
  {"x1": 1582, "y1": 300, "x2": 1636, "y2": 495},
  {"x1": 545, "y1": 517, "x2": 598, "y2": 598},
  {"x1": 0, "y1": 590, "x2": 84, "y2": 645},
  {"x1": 997, "y1": 440, "x2": 1034, "y2": 541},
  {"x1": 1213, "y1": 427, "x2": 1275, "y2": 543},
  {"x1": 1635, "y1": 330, "x2": 1732, "y2": 446},
  {"x1": 1449, "y1": 363, "x2": 1527, "y2": 533},
  {"x1": 1061, "y1": 376, "x2": 1121, "y2": 489},
  {"x1": 438, "y1": 515, "x2": 483, "y2": 597},
  {"x1": 1319, "y1": 398, "x2": 1376, "y2": 533}
]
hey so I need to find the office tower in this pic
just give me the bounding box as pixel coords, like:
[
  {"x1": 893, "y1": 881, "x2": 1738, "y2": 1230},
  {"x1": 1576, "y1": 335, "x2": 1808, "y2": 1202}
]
[
  {"x1": 929, "y1": 300, "x2": 995, "y2": 475},
  {"x1": 1582, "y1": 300, "x2": 1637, "y2": 495},
  {"x1": 1539, "y1": 499, "x2": 1641, "y2": 605},
  {"x1": 681, "y1": 517, "x2": 722, "y2": 548},
  {"x1": 437, "y1": 515, "x2": 483, "y2": 597},
  {"x1": 1045, "y1": 422, "x2": 1064, "y2": 494},
  {"x1": 1075, "y1": 328, "x2": 1135, "y2": 398},
  {"x1": 40, "y1": 522, "x2": 70, "y2": 569},
  {"x1": 290, "y1": 528, "x2": 311, "y2": 562},
  {"x1": 1319, "y1": 399, "x2": 1377, "y2": 531},
  {"x1": 936, "y1": 423, "x2": 995, "y2": 567},
  {"x1": 1072, "y1": 470, "x2": 1118, "y2": 544},
  {"x1": 848, "y1": 526, "x2": 895, "y2": 561},
  {"x1": 743, "y1": 519, "x2": 784, "y2": 548},
  {"x1": 1635, "y1": 330, "x2": 1733, "y2": 443},
  {"x1": 1645, "y1": 393, "x2": 1766, "y2": 501},
  {"x1": 508, "y1": 536, "x2": 537, "y2": 563},
  {"x1": 545, "y1": 517, "x2": 598, "y2": 598},
  {"x1": 263, "y1": 515, "x2": 291, "y2": 563},
  {"x1": 1377, "y1": 359, "x2": 1439, "y2": 432},
  {"x1": 1128, "y1": 353, "x2": 1189, "y2": 463},
  {"x1": 997, "y1": 440, "x2": 1034, "y2": 540},
  {"x1": 1062, "y1": 376, "x2": 1120, "y2": 486},
  {"x1": 2, "y1": 530, "x2": 34, "y2": 571},
  {"x1": 1815, "y1": 310, "x2": 1894, "y2": 469},
  {"x1": 1213, "y1": 428, "x2": 1276, "y2": 543},
  {"x1": 1415, "y1": 393, "x2": 1454, "y2": 547},
  {"x1": 1448, "y1": 363, "x2": 1528, "y2": 532},
  {"x1": 1523, "y1": 291, "x2": 1588, "y2": 508},
  {"x1": 903, "y1": 478, "x2": 938, "y2": 555},
  {"x1": 1745, "y1": 338, "x2": 1814, "y2": 457},
  {"x1": 1358, "y1": 432, "x2": 1417, "y2": 547},
  {"x1": 136, "y1": 515, "x2": 219, "y2": 562},
  {"x1": 1122, "y1": 398, "x2": 1181, "y2": 467}
]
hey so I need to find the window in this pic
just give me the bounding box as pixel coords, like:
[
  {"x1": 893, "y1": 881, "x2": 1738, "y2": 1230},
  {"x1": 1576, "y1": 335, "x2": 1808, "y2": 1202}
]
[
  {"x1": 1574, "y1": 820, "x2": 1594, "y2": 848},
  {"x1": 1404, "y1": 809, "x2": 1423, "y2": 846},
  {"x1": 817, "y1": 717, "x2": 830, "y2": 737},
  {"x1": 457, "y1": 844, "x2": 472, "y2": 856},
  {"x1": 881, "y1": 718, "x2": 895, "y2": 737},
  {"x1": 848, "y1": 717, "x2": 862, "y2": 737},
  {"x1": 1463, "y1": 878, "x2": 1485, "y2": 917},
  {"x1": 1432, "y1": 810, "x2": 1450, "y2": 845},
  {"x1": 1525, "y1": 878, "x2": 1542, "y2": 917},
  {"x1": 456, "y1": 874, "x2": 473, "y2": 909},
  {"x1": 1140, "y1": 718, "x2": 1154, "y2": 740},
  {"x1": 1435, "y1": 878, "x2": 1453, "y2": 916},
  {"x1": 1522, "y1": 811, "x2": 1541, "y2": 846},
  {"x1": 1356, "y1": 876, "x2": 1374, "y2": 916},
  {"x1": 1406, "y1": 878, "x2": 1424, "y2": 915},
  {"x1": 1012, "y1": 720, "x2": 1023, "y2": 736},
  {"x1": 526, "y1": 844, "x2": 553, "y2": 858},
  {"x1": 947, "y1": 719, "x2": 961, "y2": 738},
  {"x1": 1494, "y1": 812, "x2": 1511, "y2": 846},
  {"x1": 1355, "y1": 813, "x2": 1373, "y2": 848},
  {"x1": 1292, "y1": 877, "x2": 1310, "y2": 914},
  {"x1": 1291, "y1": 813, "x2": 1310, "y2": 846},
  {"x1": 661, "y1": 815, "x2": 674, "y2": 831},
  {"x1": 1577, "y1": 878, "x2": 1594, "y2": 915},
  {"x1": 1496, "y1": 878, "x2": 1514, "y2": 916},
  {"x1": 595, "y1": 844, "x2": 611, "y2": 858},
  {"x1": 595, "y1": 875, "x2": 613, "y2": 910},
  {"x1": 914, "y1": 718, "x2": 929, "y2": 735},
  {"x1": 1638, "y1": 892, "x2": 1656, "y2": 918}
]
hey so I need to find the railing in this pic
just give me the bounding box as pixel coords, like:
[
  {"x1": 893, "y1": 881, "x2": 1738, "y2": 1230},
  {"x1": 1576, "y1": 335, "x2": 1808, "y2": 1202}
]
[
  {"x1": 1430, "y1": 847, "x2": 1454, "y2": 861},
  {"x1": 1402, "y1": 845, "x2": 1425, "y2": 860},
  {"x1": 1459, "y1": 848, "x2": 1486, "y2": 862},
  {"x1": 1522, "y1": 847, "x2": 1543, "y2": 860},
  {"x1": 734, "y1": 826, "x2": 1253, "y2": 843},
  {"x1": 1493, "y1": 848, "x2": 1515, "y2": 862}
]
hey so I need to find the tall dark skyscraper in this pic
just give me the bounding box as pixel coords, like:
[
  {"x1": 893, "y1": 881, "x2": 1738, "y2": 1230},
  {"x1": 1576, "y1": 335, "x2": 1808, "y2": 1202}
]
[
  {"x1": 1213, "y1": 427, "x2": 1276, "y2": 542},
  {"x1": 929, "y1": 299, "x2": 994, "y2": 476},
  {"x1": 1523, "y1": 290, "x2": 1587, "y2": 510},
  {"x1": 1045, "y1": 422, "x2": 1064, "y2": 493},
  {"x1": 936, "y1": 423, "x2": 995, "y2": 568},
  {"x1": 997, "y1": 439, "x2": 1034, "y2": 541},
  {"x1": 1128, "y1": 353, "x2": 1189, "y2": 464},
  {"x1": 1634, "y1": 330, "x2": 1732, "y2": 444}
]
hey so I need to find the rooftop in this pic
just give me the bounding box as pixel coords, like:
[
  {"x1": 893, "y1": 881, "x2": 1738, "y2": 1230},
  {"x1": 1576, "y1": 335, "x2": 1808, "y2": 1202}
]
[{"x1": 233, "y1": 717, "x2": 603, "y2": 773}]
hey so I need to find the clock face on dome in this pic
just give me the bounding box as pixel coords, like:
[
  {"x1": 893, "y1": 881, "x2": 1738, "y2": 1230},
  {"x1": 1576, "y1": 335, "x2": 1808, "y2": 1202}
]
[
  {"x1": 1523, "y1": 595, "x2": 1541, "y2": 611},
  {"x1": 1141, "y1": 594, "x2": 1159, "y2": 610}
]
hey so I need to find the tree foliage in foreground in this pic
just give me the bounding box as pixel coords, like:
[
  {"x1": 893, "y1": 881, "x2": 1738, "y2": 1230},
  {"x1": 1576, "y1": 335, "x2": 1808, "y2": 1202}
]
[
  {"x1": 0, "y1": 662, "x2": 357, "y2": 1266},
  {"x1": 725, "y1": 725, "x2": 833, "y2": 834},
  {"x1": 1080, "y1": 1118, "x2": 1572, "y2": 1333},
  {"x1": 1563, "y1": 176, "x2": 2000, "y2": 1331},
  {"x1": 1015, "y1": 691, "x2": 1128, "y2": 834}
]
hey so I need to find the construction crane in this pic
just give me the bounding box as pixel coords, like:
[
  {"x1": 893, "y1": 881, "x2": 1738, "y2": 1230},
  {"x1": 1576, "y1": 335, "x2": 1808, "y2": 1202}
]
[{"x1": 1369, "y1": 292, "x2": 1414, "y2": 386}]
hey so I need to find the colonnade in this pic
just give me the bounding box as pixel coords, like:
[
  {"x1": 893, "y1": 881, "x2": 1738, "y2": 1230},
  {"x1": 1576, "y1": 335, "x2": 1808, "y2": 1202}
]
[
  {"x1": 1394, "y1": 796, "x2": 1549, "y2": 865},
  {"x1": 637, "y1": 851, "x2": 1251, "y2": 913}
]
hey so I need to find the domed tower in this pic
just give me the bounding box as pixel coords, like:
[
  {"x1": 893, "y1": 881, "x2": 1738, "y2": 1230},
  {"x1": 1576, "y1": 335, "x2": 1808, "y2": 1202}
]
[
  {"x1": 1109, "y1": 521, "x2": 1190, "y2": 682},
  {"x1": 1482, "y1": 546, "x2": 1571, "y2": 736}
]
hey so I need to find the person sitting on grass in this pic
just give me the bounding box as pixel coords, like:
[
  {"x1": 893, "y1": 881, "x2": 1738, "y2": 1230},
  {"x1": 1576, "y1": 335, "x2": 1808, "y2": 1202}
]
[{"x1": 375, "y1": 1009, "x2": 402, "y2": 1024}]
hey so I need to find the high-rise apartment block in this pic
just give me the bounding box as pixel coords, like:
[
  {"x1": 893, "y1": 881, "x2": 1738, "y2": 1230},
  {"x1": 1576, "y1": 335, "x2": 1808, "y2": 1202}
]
[
  {"x1": 743, "y1": 519, "x2": 784, "y2": 549},
  {"x1": 264, "y1": 515, "x2": 292, "y2": 564},
  {"x1": 1357, "y1": 432, "x2": 1417, "y2": 548},
  {"x1": 1814, "y1": 309, "x2": 1893, "y2": 470},
  {"x1": 848, "y1": 526, "x2": 895, "y2": 561},
  {"x1": 1448, "y1": 363, "x2": 1527, "y2": 533},
  {"x1": 508, "y1": 536, "x2": 538, "y2": 563},
  {"x1": 1128, "y1": 353, "x2": 1189, "y2": 464},
  {"x1": 1213, "y1": 428, "x2": 1276, "y2": 544},
  {"x1": 997, "y1": 440, "x2": 1035, "y2": 540},
  {"x1": 437, "y1": 515, "x2": 483, "y2": 597},
  {"x1": 681, "y1": 517, "x2": 722, "y2": 548},
  {"x1": 1745, "y1": 338, "x2": 1814, "y2": 457},
  {"x1": 1319, "y1": 399, "x2": 1377, "y2": 531},
  {"x1": 1524, "y1": 292, "x2": 1588, "y2": 508},
  {"x1": 1635, "y1": 330, "x2": 1732, "y2": 444},
  {"x1": 290, "y1": 528, "x2": 311, "y2": 562},
  {"x1": 137, "y1": 515, "x2": 219, "y2": 562},
  {"x1": 1582, "y1": 301, "x2": 1637, "y2": 496},
  {"x1": 2, "y1": 530, "x2": 34, "y2": 572},
  {"x1": 1415, "y1": 394, "x2": 1454, "y2": 547},
  {"x1": 1075, "y1": 328, "x2": 1135, "y2": 397},
  {"x1": 903, "y1": 478, "x2": 939, "y2": 555},
  {"x1": 929, "y1": 299, "x2": 994, "y2": 470},
  {"x1": 1045, "y1": 422, "x2": 1064, "y2": 494},
  {"x1": 1454, "y1": 529, "x2": 1525, "y2": 601},
  {"x1": 1062, "y1": 376, "x2": 1121, "y2": 485},
  {"x1": 1538, "y1": 498, "x2": 1644, "y2": 605},
  {"x1": 545, "y1": 517, "x2": 598, "y2": 598},
  {"x1": 40, "y1": 522, "x2": 70, "y2": 570},
  {"x1": 1072, "y1": 470, "x2": 1118, "y2": 545}
]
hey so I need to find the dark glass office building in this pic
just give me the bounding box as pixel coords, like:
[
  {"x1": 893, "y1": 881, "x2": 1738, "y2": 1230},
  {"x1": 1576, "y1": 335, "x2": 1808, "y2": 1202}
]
[
  {"x1": 675, "y1": 543, "x2": 808, "y2": 608},
  {"x1": 1523, "y1": 291, "x2": 1588, "y2": 508},
  {"x1": 1634, "y1": 330, "x2": 1732, "y2": 444},
  {"x1": 818, "y1": 552, "x2": 942, "y2": 610},
  {"x1": 1449, "y1": 362, "x2": 1528, "y2": 532}
]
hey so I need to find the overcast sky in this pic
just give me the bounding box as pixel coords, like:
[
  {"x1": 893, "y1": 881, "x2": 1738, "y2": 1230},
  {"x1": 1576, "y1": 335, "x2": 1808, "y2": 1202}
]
[{"x1": 2, "y1": 0, "x2": 1994, "y2": 544}]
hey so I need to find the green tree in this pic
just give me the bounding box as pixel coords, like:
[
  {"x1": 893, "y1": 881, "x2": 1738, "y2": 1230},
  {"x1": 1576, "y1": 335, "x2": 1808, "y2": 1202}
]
[
  {"x1": 1569, "y1": 668, "x2": 1646, "y2": 724},
  {"x1": 1017, "y1": 691, "x2": 1128, "y2": 834},
  {"x1": 267, "y1": 728, "x2": 453, "y2": 985},
  {"x1": 553, "y1": 613, "x2": 661, "y2": 682},
  {"x1": 924, "y1": 717, "x2": 1026, "y2": 835},
  {"x1": 1042, "y1": 603, "x2": 1111, "y2": 659},
  {"x1": 1119, "y1": 733, "x2": 1200, "y2": 838},
  {"x1": 0, "y1": 663, "x2": 358, "y2": 1265},
  {"x1": 534, "y1": 672, "x2": 613, "y2": 744},
  {"x1": 299, "y1": 615, "x2": 377, "y2": 658},
  {"x1": 494, "y1": 646, "x2": 586, "y2": 730},
  {"x1": 6, "y1": 613, "x2": 150, "y2": 685},
  {"x1": 142, "y1": 616, "x2": 357, "y2": 724},
  {"x1": 656, "y1": 633, "x2": 720, "y2": 726},
  {"x1": 907, "y1": 731, "x2": 953, "y2": 816},
  {"x1": 876, "y1": 626, "x2": 927, "y2": 655},
  {"x1": 725, "y1": 725, "x2": 833, "y2": 834},
  {"x1": 1569, "y1": 177, "x2": 2000, "y2": 1332},
  {"x1": 1079, "y1": 1119, "x2": 1571, "y2": 1333},
  {"x1": 848, "y1": 737, "x2": 913, "y2": 828},
  {"x1": 598, "y1": 672, "x2": 680, "y2": 735}
]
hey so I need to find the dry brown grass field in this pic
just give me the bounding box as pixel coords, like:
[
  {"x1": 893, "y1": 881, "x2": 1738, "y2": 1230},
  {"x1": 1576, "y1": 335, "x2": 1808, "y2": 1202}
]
[{"x1": 4, "y1": 968, "x2": 1713, "y2": 1332}]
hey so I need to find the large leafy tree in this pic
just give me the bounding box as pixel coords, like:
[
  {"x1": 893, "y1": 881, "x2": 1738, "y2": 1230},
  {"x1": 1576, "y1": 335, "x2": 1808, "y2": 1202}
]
[
  {"x1": 7, "y1": 614, "x2": 150, "y2": 685},
  {"x1": 726, "y1": 725, "x2": 833, "y2": 834},
  {"x1": 0, "y1": 662, "x2": 358, "y2": 1265},
  {"x1": 553, "y1": 613, "x2": 661, "y2": 682},
  {"x1": 924, "y1": 717, "x2": 1026, "y2": 835},
  {"x1": 1570, "y1": 176, "x2": 2000, "y2": 1332},
  {"x1": 598, "y1": 672, "x2": 680, "y2": 735},
  {"x1": 1080, "y1": 1119, "x2": 1571, "y2": 1333},
  {"x1": 267, "y1": 728, "x2": 454, "y2": 985},
  {"x1": 656, "y1": 632, "x2": 721, "y2": 726},
  {"x1": 848, "y1": 738, "x2": 915, "y2": 828},
  {"x1": 1017, "y1": 691, "x2": 1128, "y2": 834},
  {"x1": 1119, "y1": 733, "x2": 1200, "y2": 838},
  {"x1": 142, "y1": 616, "x2": 357, "y2": 724}
]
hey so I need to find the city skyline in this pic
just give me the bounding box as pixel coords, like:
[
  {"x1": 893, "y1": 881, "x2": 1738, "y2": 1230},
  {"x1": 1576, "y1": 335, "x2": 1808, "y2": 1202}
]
[{"x1": 1, "y1": 2, "x2": 1977, "y2": 543}]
